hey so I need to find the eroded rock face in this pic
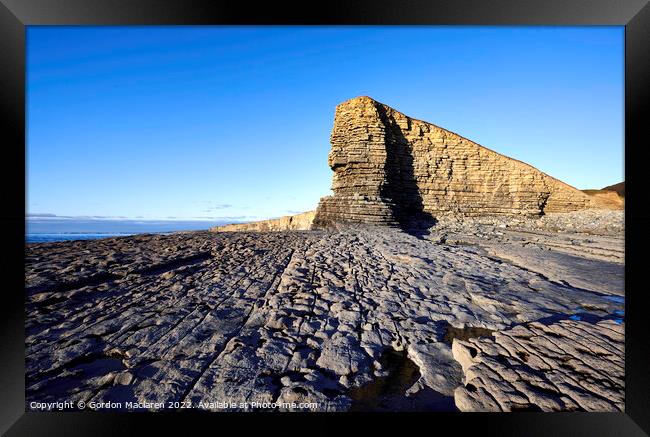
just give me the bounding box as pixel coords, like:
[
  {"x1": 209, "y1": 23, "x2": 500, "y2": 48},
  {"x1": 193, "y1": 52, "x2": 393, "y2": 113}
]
[
  {"x1": 211, "y1": 211, "x2": 315, "y2": 232},
  {"x1": 211, "y1": 97, "x2": 618, "y2": 234},
  {"x1": 313, "y1": 96, "x2": 602, "y2": 228}
]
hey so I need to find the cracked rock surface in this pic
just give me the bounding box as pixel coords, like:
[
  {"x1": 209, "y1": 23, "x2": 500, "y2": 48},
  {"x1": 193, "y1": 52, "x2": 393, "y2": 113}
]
[
  {"x1": 452, "y1": 319, "x2": 624, "y2": 412},
  {"x1": 25, "y1": 212, "x2": 624, "y2": 412}
]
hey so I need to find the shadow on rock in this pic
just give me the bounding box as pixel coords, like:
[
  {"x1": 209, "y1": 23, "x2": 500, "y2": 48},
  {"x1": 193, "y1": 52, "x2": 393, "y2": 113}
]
[
  {"x1": 349, "y1": 348, "x2": 457, "y2": 412},
  {"x1": 376, "y1": 103, "x2": 438, "y2": 239}
]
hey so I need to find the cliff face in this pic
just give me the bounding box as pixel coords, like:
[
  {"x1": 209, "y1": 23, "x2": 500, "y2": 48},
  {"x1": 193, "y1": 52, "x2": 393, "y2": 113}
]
[
  {"x1": 313, "y1": 96, "x2": 597, "y2": 228},
  {"x1": 211, "y1": 211, "x2": 315, "y2": 232},
  {"x1": 212, "y1": 96, "x2": 613, "y2": 233}
]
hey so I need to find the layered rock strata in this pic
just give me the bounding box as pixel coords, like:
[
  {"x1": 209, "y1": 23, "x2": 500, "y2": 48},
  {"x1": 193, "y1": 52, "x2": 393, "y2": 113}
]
[
  {"x1": 212, "y1": 211, "x2": 315, "y2": 232},
  {"x1": 313, "y1": 96, "x2": 599, "y2": 228}
]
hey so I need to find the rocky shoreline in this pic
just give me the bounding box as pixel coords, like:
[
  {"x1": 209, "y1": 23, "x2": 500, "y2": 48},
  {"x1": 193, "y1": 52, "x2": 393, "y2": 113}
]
[{"x1": 25, "y1": 210, "x2": 624, "y2": 412}]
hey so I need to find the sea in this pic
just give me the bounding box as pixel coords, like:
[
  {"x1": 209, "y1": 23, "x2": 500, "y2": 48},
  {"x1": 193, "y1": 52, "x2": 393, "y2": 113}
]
[
  {"x1": 25, "y1": 218, "x2": 236, "y2": 244},
  {"x1": 26, "y1": 233, "x2": 137, "y2": 243}
]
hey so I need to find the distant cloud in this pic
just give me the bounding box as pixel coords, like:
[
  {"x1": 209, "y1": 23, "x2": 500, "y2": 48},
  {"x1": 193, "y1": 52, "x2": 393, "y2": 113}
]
[
  {"x1": 27, "y1": 213, "x2": 133, "y2": 220},
  {"x1": 27, "y1": 213, "x2": 58, "y2": 218},
  {"x1": 193, "y1": 215, "x2": 248, "y2": 221},
  {"x1": 26, "y1": 212, "x2": 254, "y2": 222},
  {"x1": 203, "y1": 204, "x2": 234, "y2": 212}
]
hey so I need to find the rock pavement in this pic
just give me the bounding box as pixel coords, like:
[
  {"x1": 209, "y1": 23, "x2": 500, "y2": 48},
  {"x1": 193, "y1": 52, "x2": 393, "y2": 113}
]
[{"x1": 26, "y1": 212, "x2": 624, "y2": 412}]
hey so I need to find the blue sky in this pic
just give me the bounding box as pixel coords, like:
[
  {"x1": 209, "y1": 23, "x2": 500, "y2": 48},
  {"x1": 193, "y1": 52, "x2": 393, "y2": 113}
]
[{"x1": 27, "y1": 26, "x2": 624, "y2": 225}]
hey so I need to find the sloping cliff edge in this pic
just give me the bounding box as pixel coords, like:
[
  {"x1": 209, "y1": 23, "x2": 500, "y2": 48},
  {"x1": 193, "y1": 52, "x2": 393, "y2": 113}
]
[
  {"x1": 210, "y1": 96, "x2": 622, "y2": 233},
  {"x1": 211, "y1": 211, "x2": 315, "y2": 232}
]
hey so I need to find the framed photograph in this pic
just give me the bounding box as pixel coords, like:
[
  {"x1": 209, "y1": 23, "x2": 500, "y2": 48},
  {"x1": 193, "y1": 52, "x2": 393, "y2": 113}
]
[{"x1": 2, "y1": 0, "x2": 649, "y2": 435}]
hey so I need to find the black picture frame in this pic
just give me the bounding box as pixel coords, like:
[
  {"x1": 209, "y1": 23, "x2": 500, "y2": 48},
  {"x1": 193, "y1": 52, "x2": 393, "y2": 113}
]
[{"x1": 1, "y1": 0, "x2": 648, "y2": 435}]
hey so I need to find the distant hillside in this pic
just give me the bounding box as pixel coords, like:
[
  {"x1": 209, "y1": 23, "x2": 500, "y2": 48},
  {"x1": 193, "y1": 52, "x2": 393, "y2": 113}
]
[
  {"x1": 581, "y1": 181, "x2": 624, "y2": 209},
  {"x1": 601, "y1": 182, "x2": 625, "y2": 197}
]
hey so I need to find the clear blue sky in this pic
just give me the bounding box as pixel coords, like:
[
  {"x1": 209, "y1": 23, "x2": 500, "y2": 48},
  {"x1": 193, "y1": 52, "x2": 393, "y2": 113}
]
[{"x1": 27, "y1": 26, "x2": 624, "y2": 223}]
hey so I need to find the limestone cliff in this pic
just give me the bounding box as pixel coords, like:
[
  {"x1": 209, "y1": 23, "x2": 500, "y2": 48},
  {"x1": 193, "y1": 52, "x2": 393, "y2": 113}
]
[
  {"x1": 211, "y1": 211, "x2": 315, "y2": 232},
  {"x1": 313, "y1": 96, "x2": 603, "y2": 228},
  {"x1": 212, "y1": 96, "x2": 614, "y2": 233}
]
